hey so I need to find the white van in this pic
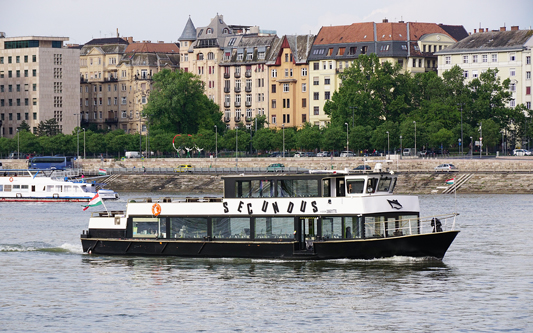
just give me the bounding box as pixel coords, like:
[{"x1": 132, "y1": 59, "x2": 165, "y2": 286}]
[{"x1": 125, "y1": 151, "x2": 141, "y2": 158}]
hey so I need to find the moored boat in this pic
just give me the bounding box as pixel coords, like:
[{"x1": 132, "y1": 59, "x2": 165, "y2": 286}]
[
  {"x1": 0, "y1": 169, "x2": 118, "y2": 202},
  {"x1": 81, "y1": 169, "x2": 458, "y2": 260}
]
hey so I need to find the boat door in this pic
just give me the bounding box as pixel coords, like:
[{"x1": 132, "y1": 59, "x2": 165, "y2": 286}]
[{"x1": 298, "y1": 217, "x2": 318, "y2": 251}]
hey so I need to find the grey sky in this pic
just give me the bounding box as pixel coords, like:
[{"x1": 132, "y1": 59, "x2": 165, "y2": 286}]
[{"x1": 3, "y1": 0, "x2": 532, "y2": 45}]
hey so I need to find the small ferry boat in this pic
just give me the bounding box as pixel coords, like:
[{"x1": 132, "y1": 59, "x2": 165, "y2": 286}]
[
  {"x1": 0, "y1": 169, "x2": 119, "y2": 202},
  {"x1": 81, "y1": 167, "x2": 459, "y2": 260}
]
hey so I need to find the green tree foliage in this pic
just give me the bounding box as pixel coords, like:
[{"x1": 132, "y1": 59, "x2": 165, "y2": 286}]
[
  {"x1": 295, "y1": 124, "x2": 321, "y2": 151},
  {"x1": 36, "y1": 118, "x2": 60, "y2": 137},
  {"x1": 143, "y1": 69, "x2": 222, "y2": 134}
]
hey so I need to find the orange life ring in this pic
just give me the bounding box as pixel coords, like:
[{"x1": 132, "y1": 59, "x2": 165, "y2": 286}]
[
  {"x1": 9, "y1": 177, "x2": 14, "y2": 182},
  {"x1": 152, "y1": 203, "x2": 162, "y2": 217}
]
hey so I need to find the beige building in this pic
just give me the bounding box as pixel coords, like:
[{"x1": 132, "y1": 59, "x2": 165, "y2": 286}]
[
  {"x1": 0, "y1": 34, "x2": 80, "y2": 138},
  {"x1": 79, "y1": 37, "x2": 179, "y2": 133},
  {"x1": 179, "y1": 14, "x2": 277, "y2": 129},
  {"x1": 437, "y1": 26, "x2": 533, "y2": 111},
  {"x1": 308, "y1": 20, "x2": 467, "y2": 127},
  {"x1": 266, "y1": 35, "x2": 315, "y2": 129}
]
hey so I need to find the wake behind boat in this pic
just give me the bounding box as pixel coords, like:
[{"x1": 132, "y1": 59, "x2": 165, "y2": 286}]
[
  {"x1": 81, "y1": 167, "x2": 459, "y2": 260},
  {"x1": 0, "y1": 169, "x2": 118, "y2": 202}
]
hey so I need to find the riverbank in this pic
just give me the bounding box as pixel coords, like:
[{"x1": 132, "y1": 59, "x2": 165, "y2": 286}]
[{"x1": 3, "y1": 156, "x2": 532, "y2": 194}]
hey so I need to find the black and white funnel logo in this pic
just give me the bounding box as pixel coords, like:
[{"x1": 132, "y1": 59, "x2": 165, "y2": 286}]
[{"x1": 387, "y1": 199, "x2": 403, "y2": 210}]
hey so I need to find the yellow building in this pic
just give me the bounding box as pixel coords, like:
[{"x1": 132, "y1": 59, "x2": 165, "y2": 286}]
[
  {"x1": 266, "y1": 35, "x2": 315, "y2": 129},
  {"x1": 79, "y1": 37, "x2": 179, "y2": 133},
  {"x1": 437, "y1": 26, "x2": 533, "y2": 111},
  {"x1": 0, "y1": 35, "x2": 80, "y2": 137},
  {"x1": 308, "y1": 20, "x2": 466, "y2": 127}
]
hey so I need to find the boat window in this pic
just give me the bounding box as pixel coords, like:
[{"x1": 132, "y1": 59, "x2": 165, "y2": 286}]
[
  {"x1": 377, "y1": 177, "x2": 393, "y2": 192},
  {"x1": 346, "y1": 179, "x2": 365, "y2": 194},
  {"x1": 366, "y1": 178, "x2": 379, "y2": 193},
  {"x1": 132, "y1": 217, "x2": 166, "y2": 238},
  {"x1": 3, "y1": 185, "x2": 11, "y2": 192},
  {"x1": 13, "y1": 185, "x2": 20, "y2": 190},
  {"x1": 389, "y1": 178, "x2": 397, "y2": 193},
  {"x1": 170, "y1": 217, "x2": 207, "y2": 239},
  {"x1": 321, "y1": 217, "x2": 342, "y2": 239},
  {"x1": 0, "y1": 185, "x2": 3, "y2": 191},
  {"x1": 365, "y1": 216, "x2": 386, "y2": 238},
  {"x1": 278, "y1": 179, "x2": 319, "y2": 197},
  {"x1": 20, "y1": 185, "x2": 29, "y2": 192},
  {"x1": 64, "y1": 185, "x2": 72, "y2": 192},
  {"x1": 213, "y1": 217, "x2": 250, "y2": 239},
  {"x1": 255, "y1": 217, "x2": 294, "y2": 239},
  {"x1": 399, "y1": 215, "x2": 419, "y2": 235},
  {"x1": 344, "y1": 216, "x2": 363, "y2": 239},
  {"x1": 46, "y1": 185, "x2": 54, "y2": 192},
  {"x1": 336, "y1": 178, "x2": 346, "y2": 197},
  {"x1": 322, "y1": 179, "x2": 330, "y2": 197},
  {"x1": 236, "y1": 180, "x2": 275, "y2": 198}
]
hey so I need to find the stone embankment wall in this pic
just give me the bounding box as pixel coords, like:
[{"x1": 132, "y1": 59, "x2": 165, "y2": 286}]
[{"x1": 3, "y1": 156, "x2": 532, "y2": 194}]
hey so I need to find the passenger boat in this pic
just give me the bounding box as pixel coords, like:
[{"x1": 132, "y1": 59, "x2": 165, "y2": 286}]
[
  {"x1": 0, "y1": 169, "x2": 119, "y2": 202},
  {"x1": 81, "y1": 167, "x2": 459, "y2": 260}
]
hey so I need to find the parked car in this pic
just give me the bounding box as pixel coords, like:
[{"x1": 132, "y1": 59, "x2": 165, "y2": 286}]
[
  {"x1": 317, "y1": 151, "x2": 331, "y2": 157},
  {"x1": 267, "y1": 163, "x2": 285, "y2": 172},
  {"x1": 340, "y1": 151, "x2": 355, "y2": 157},
  {"x1": 353, "y1": 165, "x2": 371, "y2": 171},
  {"x1": 513, "y1": 149, "x2": 531, "y2": 156},
  {"x1": 175, "y1": 164, "x2": 193, "y2": 172},
  {"x1": 435, "y1": 163, "x2": 457, "y2": 172}
]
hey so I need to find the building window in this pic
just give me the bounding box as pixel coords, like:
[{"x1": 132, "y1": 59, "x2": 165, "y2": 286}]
[
  {"x1": 491, "y1": 54, "x2": 497, "y2": 62},
  {"x1": 324, "y1": 92, "x2": 330, "y2": 100},
  {"x1": 509, "y1": 53, "x2": 516, "y2": 61},
  {"x1": 510, "y1": 99, "x2": 516, "y2": 107},
  {"x1": 271, "y1": 84, "x2": 276, "y2": 93},
  {"x1": 527, "y1": 102, "x2": 531, "y2": 109},
  {"x1": 271, "y1": 100, "x2": 276, "y2": 108},
  {"x1": 510, "y1": 68, "x2": 516, "y2": 77},
  {"x1": 445, "y1": 56, "x2": 451, "y2": 65},
  {"x1": 472, "y1": 55, "x2": 478, "y2": 63},
  {"x1": 324, "y1": 78, "x2": 330, "y2": 85},
  {"x1": 463, "y1": 70, "x2": 469, "y2": 78},
  {"x1": 302, "y1": 83, "x2": 307, "y2": 92},
  {"x1": 526, "y1": 87, "x2": 531, "y2": 95},
  {"x1": 301, "y1": 68, "x2": 307, "y2": 76},
  {"x1": 482, "y1": 54, "x2": 488, "y2": 63},
  {"x1": 283, "y1": 83, "x2": 289, "y2": 92},
  {"x1": 463, "y1": 55, "x2": 469, "y2": 64},
  {"x1": 472, "y1": 70, "x2": 478, "y2": 78},
  {"x1": 313, "y1": 63, "x2": 319, "y2": 70},
  {"x1": 510, "y1": 83, "x2": 516, "y2": 92},
  {"x1": 302, "y1": 98, "x2": 307, "y2": 108},
  {"x1": 271, "y1": 69, "x2": 277, "y2": 78},
  {"x1": 527, "y1": 71, "x2": 531, "y2": 80},
  {"x1": 272, "y1": 115, "x2": 276, "y2": 124},
  {"x1": 314, "y1": 106, "x2": 319, "y2": 115},
  {"x1": 527, "y1": 56, "x2": 531, "y2": 65},
  {"x1": 122, "y1": 97, "x2": 127, "y2": 104},
  {"x1": 313, "y1": 77, "x2": 319, "y2": 85},
  {"x1": 313, "y1": 92, "x2": 319, "y2": 100}
]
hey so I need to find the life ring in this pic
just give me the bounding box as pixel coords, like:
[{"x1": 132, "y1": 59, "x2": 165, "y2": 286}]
[
  {"x1": 9, "y1": 177, "x2": 14, "y2": 182},
  {"x1": 152, "y1": 203, "x2": 162, "y2": 217}
]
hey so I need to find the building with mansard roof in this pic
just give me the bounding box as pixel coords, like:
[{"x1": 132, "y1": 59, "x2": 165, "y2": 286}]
[
  {"x1": 436, "y1": 26, "x2": 533, "y2": 111},
  {"x1": 79, "y1": 36, "x2": 179, "y2": 133},
  {"x1": 308, "y1": 20, "x2": 467, "y2": 127},
  {"x1": 179, "y1": 14, "x2": 278, "y2": 129},
  {"x1": 0, "y1": 34, "x2": 80, "y2": 138},
  {"x1": 266, "y1": 34, "x2": 315, "y2": 129}
]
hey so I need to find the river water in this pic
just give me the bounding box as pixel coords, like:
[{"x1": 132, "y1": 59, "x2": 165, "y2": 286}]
[{"x1": 1, "y1": 193, "x2": 532, "y2": 332}]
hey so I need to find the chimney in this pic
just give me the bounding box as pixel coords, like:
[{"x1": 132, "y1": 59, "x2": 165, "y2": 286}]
[
  {"x1": 127, "y1": 37, "x2": 134, "y2": 43},
  {"x1": 500, "y1": 27, "x2": 506, "y2": 32},
  {"x1": 474, "y1": 29, "x2": 477, "y2": 33},
  {"x1": 382, "y1": 18, "x2": 388, "y2": 23},
  {"x1": 511, "y1": 26, "x2": 519, "y2": 31}
]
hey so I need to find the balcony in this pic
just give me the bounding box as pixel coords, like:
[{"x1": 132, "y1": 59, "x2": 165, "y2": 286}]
[
  {"x1": 224, "y1": 87, "x2": 230, "y2": 93},
  {"x1": 104, "y1": 77, "x2": 118, "y2": 82},
  {"x1": 245, "y1": 70, "x2": 252, "y2": 78},
  {"x1": 245, "y1": 101, "x2": 252, "y2": 107},
  {"x1": 224, "y1": 72, "x2": 230, "y2": 79},
  {"x1": 80, "y1": 77, "x2": 88, "y2": 83},
  {"x1": 245, "y1": 86, "x2": 252, "y2": 92},
  {"x1": 105, "y1": 117, "x2": 118, "y2": 124},
  {"x1": 234, "y1": 72, "x2": 241, "y2": 78},
  {"x1": 234, "y1": 87, "x2": 241, "y2": 93},
  {"x1": 224, "y1": 116, "x2": 231, "y2": 123},
  {"x1": 234, "y1": 116, "x2": 242, "y2": 123},
  {"x1": 234, "y1": 101, "x2": 241, "y2": 107},
  {"x1": 224, "y1": 101, "x2": 231, "y2": 108},
  {"x1": 245, "y1": 116, "x2": 253, "y2": 122},
  {"x1": 134, "y1": 74, "x2": 152, "y2": 81}
]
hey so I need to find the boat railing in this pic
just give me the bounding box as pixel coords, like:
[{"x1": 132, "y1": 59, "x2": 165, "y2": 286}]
[
  {"x1": 127, "y1": 197, "x2": 222, "y2": 204},
  {"x1": 365, "y1": 213, "x2": 458, "y2": 238},
  {"x1": 90, "y1": 211, "x2": 125, "y2": 218}
]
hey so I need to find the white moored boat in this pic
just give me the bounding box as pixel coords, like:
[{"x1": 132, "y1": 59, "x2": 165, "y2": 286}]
[
  {"x1": 0, "y1": 169, "x2": 118, "y2": 202},
  {"x1": 81, "y1": 168, "x2": 459, "y2": 260}
]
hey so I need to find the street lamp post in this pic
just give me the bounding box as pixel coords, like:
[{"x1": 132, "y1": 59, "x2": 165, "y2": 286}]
[
  {"x1": 345, "y1": 123, "x2": 349, "y2": 154},
  {"x1": 386, "y1": 131, "x2": 390, "y2": 157},
  {"x1": 470, "y1": 136, "x2": 473, "y2": 158},
  {"x1": 282, "y1": 124, "x2": 285, "y2": 158},
  {"x1": 83, "y1": 128, "x2": 86, "y2": 159},
  {"x1": 235, "y1": 126, "x2": 238, "y2": 167},
  {"x1": 400, "y1": 135, "x2": 403, "y2": 159},
  {"x1": 214, "y1": 125, "x2": 218, "y2": 159},
  {"x1": 413, "y1": 121, "x2": 417, "y2": 156},
  {"x1": 479, "y1": 122, "x2": 482, "y2": 159}
]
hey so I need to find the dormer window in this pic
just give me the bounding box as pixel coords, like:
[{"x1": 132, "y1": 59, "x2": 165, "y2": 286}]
[{"x1": 207, "y1": 28, "x2": 213, "y2": 34}]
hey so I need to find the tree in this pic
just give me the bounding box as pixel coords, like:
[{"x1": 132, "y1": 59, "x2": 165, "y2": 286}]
[
  {"x1": 295, "y1": 124, "x2": 321, "y2": 151},
  {"x1": 321, "y1": 125, "x2": 346, "y2": 151},
  {"x1": 143, "y1": 69, "x2": 222, "y2": 134},
  {"x1": 252, "y1": 128, "x2": 275, "y2": 153},
  {"x1": 18, "y1": 120, "x2": 31, "y2": 132},
  {"x1": 36, "y1": 118, "x2": 60, "y2": 137}
]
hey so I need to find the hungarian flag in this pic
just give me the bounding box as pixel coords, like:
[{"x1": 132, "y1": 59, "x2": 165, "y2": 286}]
[
  {"x1": 445, "y1": 178, "x2": 455, "y2": 185},
  {"x1": 83, "y1": 193, "x2": 102, "y2": 211},
  {"x1": 98, "y1": 168, "x2": 107, "y2": 175}
]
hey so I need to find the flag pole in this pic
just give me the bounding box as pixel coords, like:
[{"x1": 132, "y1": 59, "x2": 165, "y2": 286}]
[{"x1": 101, "y1": 197, "x2": 110, "y2": 216}]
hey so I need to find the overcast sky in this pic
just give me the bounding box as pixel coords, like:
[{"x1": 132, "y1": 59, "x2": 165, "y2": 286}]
[{"x1": 3, "y1": 0, "x2": 532, "y2": 45}]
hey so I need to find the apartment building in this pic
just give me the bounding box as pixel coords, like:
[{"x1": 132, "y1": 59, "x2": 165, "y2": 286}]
[
  {"x1": 308, "y1": 20, "x2": 468, "y2": 127},
  {"x1": 79, "y1": 37, "x2": 179, "y2": 133},
  {"x1": 0, "y1": 34, "x2": 79, "y2": 138},
  {"x1": 179, "y1": 14, "x2": 278, "y2": 129},
  {"x1": 266, "y1": 35, "x2": 315, "y2": 129},
  {"x1": 437, "y1": 26, "x2": 533, "y2": 110}
]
